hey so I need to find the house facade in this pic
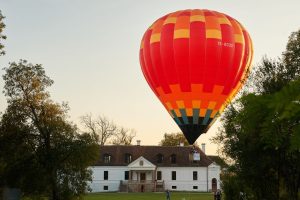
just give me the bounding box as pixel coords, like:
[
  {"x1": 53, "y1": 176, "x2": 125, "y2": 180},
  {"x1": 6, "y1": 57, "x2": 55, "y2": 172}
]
[{"x1": 89, "y1": 144, "x2": 220, "y2": 193}]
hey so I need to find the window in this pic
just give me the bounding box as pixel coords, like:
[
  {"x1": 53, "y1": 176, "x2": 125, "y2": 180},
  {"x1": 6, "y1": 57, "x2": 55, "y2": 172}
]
[
  {"x1": 139, "y1": 160, "x2": 144, "y2": 166},
  {"x1": 193, "y1": 171, "x2": 198, "y2": 180},
  {"x1": 103, "y1": 154, "x2": 111, "y2": 164},
  {"x1": 124, "y1": 153, "x2": 132, "y2": 163},
  {"x1": 157, "y1": 171, "x2": 162, "y2": 180},
  {"x1": 172, "y1": 171, "x2": 176, "y2": 180},
  {"x1": 157, "y1": 154, "x2": 164, "y2": 163},
  {"x1": 193, "y1": 186, "x2": 198, "y2": 189},
  {"x1": 170, "y1": 154, "x2": 176, "y2": 164},
  {"x1": 103, "y1": 186, "x2": 108, "y2": 190},
  {"x1": 124, "y1": 171, "x2": 129, "y2": 180},
  {"x1": 104, "y1": 171, "x2": 108, "y2": 180},
  {"x1": 193, "y1": 152, "x2": 200, "y2": 161},
  {"x1": 172, "y1": 186, "x2": 177, "y2": 189}
]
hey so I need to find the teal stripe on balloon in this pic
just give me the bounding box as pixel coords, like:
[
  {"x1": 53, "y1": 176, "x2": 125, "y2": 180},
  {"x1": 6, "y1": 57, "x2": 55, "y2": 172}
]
[
  {"x1": 171, "y1": 110, "x2": 182, "y2": 125},
  {"x1": 193, "y1": 109, "x2": 200, "y2": 124},
  {"x1": 179, "y1": 109, "x2": 189, "y2": 124},
  {"x1": 202, "y1": 109, "x2": 212, "y2": 125}
]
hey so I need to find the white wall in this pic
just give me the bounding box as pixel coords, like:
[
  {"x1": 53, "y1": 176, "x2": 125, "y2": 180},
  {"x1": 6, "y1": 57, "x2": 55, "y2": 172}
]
[
  {"x1": 89, "y1": 165, "x2": 221, "y2": 192},
  {"x1": 208, "y1": 163, "x2": 221, "y2": 191},
  {"x1": 157, "y1": 167, "x2": 208, "y2": 192},
  {"x1": 89, "y1": 166, "x2": 128, "y2": 192}
]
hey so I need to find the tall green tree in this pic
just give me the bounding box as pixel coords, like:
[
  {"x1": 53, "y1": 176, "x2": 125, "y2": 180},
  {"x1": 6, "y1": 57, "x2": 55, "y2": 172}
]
[
  {"x1": 0, "y1": 60, "x2": 99, "y2": 200},
  {"x1": 283, "y1": 30, "x2": 300, "y2": 79},
  {"x1": 213, "y1": 29, "x2": 300, "y2": 200},
  {"x1": 248, "y1": 30, "x2": 300, "y2": 95}
]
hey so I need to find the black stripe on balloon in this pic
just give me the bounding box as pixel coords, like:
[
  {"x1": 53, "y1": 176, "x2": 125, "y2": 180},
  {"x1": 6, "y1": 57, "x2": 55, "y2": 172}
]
[{"x1": 175, "y1": 117, "x2": 213, "y2": 145}]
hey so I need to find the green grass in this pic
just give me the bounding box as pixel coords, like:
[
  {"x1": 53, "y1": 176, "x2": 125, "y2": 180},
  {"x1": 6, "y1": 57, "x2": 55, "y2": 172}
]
[{"x1": 84, "y1": 192, "x2": 214, "y2": 200}]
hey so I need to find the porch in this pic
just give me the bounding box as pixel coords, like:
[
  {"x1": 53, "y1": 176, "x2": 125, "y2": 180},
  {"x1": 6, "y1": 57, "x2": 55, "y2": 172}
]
[
  {"x1": 119, "y1": 180, "x2": 165, "y2": 192},
  {"x1": 119, "y1": 156, "x2": 164, "y2": 192}
]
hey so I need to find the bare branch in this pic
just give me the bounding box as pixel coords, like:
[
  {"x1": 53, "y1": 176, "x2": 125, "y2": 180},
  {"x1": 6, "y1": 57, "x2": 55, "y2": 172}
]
[
  {"x1": 80, "y1": 114, "x2": 117, "y2": 145},
  {"x1": 112, "y1": 127, "x2": 136, "y2": 145}
]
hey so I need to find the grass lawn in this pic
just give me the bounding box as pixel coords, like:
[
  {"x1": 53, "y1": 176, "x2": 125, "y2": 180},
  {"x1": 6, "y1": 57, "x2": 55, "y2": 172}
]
[{"x1": 84, "y1": 192, "x2": 214, "y2": 200}]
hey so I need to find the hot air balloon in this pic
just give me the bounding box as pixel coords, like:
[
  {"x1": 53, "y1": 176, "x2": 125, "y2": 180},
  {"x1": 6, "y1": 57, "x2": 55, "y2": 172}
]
[{"x1": 139, "y1": 9, "x2": 253, "y2": 144}]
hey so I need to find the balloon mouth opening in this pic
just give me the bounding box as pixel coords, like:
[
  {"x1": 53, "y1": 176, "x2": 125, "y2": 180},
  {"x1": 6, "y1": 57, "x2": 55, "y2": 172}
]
[
  {"x1": 179, "y1": 124, "x2": 208, "y2": 145},
  {"x1": 173, "y1": 116, "x2": 213, "y2": 145}
]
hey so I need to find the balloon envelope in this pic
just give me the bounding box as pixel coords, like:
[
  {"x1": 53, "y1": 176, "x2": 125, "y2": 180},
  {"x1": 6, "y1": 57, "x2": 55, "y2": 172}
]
[{"x1": 139, "y1": 9, "x2": 253, "y2": 144}]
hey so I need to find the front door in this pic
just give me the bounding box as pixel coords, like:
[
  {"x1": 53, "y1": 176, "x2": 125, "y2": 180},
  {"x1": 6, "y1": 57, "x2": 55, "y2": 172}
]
[
  {"x1": 140, "y1": 173, "x2": 146, "y2": 181},
  {"x1": 140, "y1": 173, "x2": 146, "y2": 192},
  {"x1": 141, "y1": 172, "x2": 146, "y2": 181},
  {"x1": 212, "y1": 178, "x2": 217, "y2": 192}
]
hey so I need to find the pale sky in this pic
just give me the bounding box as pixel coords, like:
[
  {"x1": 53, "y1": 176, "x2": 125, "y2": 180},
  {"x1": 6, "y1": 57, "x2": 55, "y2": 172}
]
[{"x1": 0, "y1": 0, "x2": 299, "y2": 155}]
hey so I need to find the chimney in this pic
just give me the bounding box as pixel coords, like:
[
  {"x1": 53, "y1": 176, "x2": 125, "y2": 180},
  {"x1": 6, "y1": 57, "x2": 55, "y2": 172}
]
[
  {"x1": 201, "y1": 143, "x2": 206, "y2": 154},
  {"x1": 136, "y1": 140, "x2": 141, "y2": 146}
]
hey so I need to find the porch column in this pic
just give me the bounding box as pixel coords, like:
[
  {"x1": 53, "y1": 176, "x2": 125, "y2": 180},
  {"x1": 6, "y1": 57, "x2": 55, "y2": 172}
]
[
  {"x1": 154, "y1": 168, "x2": 157, "y2": 192},
  {"x1": 152, "y1": 170, "x2": 154, "y2": 181}
]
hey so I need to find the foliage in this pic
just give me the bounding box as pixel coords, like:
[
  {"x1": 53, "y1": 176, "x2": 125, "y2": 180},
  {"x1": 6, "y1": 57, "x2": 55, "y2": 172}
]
[
  {"x1": 0, "y1": 10, "x2": 6, "y2": 56},
  {"x1": 283, "y1": 30, "x2": 300, "y2": 79},
  {"x1": 247, "y1": 58, "x2": 286, "y2": 94},
  {"x1": 159, "y1": 132, "x2": 191, "y2": 146},
  {"x1": 221, "y1": 172, "x2": 244, "y2": 200},
  {"x1": 248, "y1": 30, "x2": 300, "y2": 95},
  {"x1": 0, "y1": 60, "x2": 99, "y2": 200},
  {"x1": 213, "y1": 29, "x2": 300, "y2": 200}
]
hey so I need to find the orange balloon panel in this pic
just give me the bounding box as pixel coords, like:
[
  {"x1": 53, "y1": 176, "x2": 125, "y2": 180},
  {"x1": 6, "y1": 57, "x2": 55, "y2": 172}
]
[{"x1": 139, "y1": 9, "x2": 253, "y2": 144}]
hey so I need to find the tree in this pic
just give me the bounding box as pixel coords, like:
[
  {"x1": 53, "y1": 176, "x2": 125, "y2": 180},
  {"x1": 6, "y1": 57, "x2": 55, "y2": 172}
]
[
  {"x1": 0, "y1": 10, "x2": 6, "y2": 56},
  {"x1": 81, "y1": 114, "x2": 137, "y2": 145},
  {"x1": 215, "y1": 95, "x2": 282, "y2": 199},
  {"x1": 0, "y1": 60, "x2": 99, "y2": 200},
  {"x1": 213, "y1": 29, "x2": 300, "y2": 200},
  {"x1": 269, "y1": 79, "x2": 300, "y2": 199},
  {"x1": 80, "y1": 114, "x2": 117, "y2": 145},
  {"x1": 111, "y1": 127, "x2": 136, "y2": 145},
  {"x1": 159, "y1": 132, "x2": 190, "y2": 146},
  {"x1": 247, "y1": 58, "x2": 286, "y2": 94},
  {"x1": 283, "y1": 30, "x2": 300, "y2": 79},
  {"x1": 247, "y1": 30, "x2": 300, "y2": 95}
]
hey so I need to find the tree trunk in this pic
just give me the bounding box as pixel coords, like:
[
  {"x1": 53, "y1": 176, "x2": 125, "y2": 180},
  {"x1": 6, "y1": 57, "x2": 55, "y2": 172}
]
[
  {"x1": 287, "y1": 181, "x2": 299, "y2": 200},
  {"x1": 50, "y1": 173, "x2": 59, "y2": 200}
]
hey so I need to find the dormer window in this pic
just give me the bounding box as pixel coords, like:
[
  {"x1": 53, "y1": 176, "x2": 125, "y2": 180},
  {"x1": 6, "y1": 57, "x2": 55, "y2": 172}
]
[
  {"x1": 157, "y1": 154, "x2": 164, "y2": 163},
  {"x1": 170, "y1": 154, "x2": 176, "y2": 164},
  {"x1": 125, "y1": 153, "x2": 132, "y2": 164},
  {"x1": 103, "y1": 154, "x2": 111, "y2": 164}
]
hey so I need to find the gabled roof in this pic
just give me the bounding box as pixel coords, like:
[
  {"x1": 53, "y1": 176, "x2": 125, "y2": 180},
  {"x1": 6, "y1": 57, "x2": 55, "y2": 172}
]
[
  {"x1": 128, "y1": 156, "x2": 156, "y2": 171},
  {"x1": 208, "y1": 155, "x2": 228, "y2": 169},
  {"x1": 94, "y1": 145, "x2": 213, "y2": 167}
]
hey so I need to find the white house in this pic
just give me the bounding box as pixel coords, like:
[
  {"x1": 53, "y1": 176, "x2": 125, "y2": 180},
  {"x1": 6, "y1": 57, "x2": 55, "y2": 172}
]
[{"x1": 89, "y1": 143, "x2": 220, "y2": 193}]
